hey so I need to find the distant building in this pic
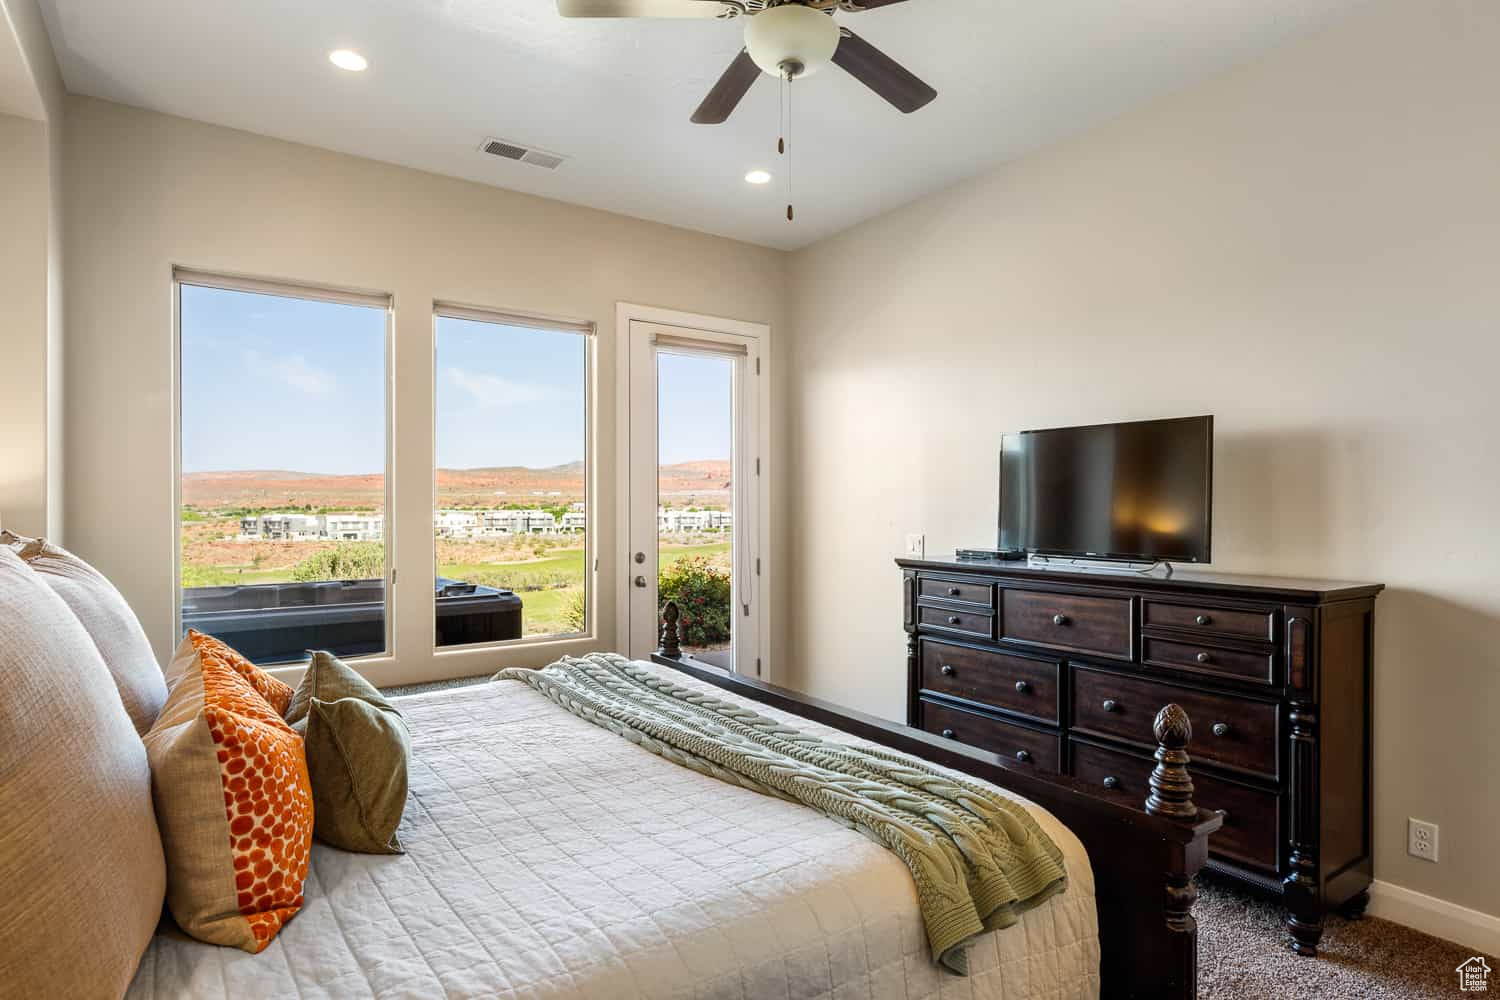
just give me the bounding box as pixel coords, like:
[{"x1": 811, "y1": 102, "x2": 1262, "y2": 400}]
[
  {"x1": 236, "y1": 505, "x2": 723, "y2": 542},
  {"x1": 658, "y1": 508, "x2": 732, "y2": 534},
  {"x1": 237, "y1": 513, "x2": 380, "y2": 542},
  {"x1": 322, "y1": 515, "x2": 383, "y2": 541},
  {"x1": 478, "y1": 509, "x2": 556, "y2": 535},
  {"x1": 254, "y1": 514, "x2": 324, "y2": 541},
  {"x1": 435, "y1": 510, "x2": 479, "y2": 537}
]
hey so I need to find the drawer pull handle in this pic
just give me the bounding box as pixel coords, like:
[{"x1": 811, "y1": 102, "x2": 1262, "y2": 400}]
[
  {"x1": 1212, "y1": 722, "x2": 1230, "y2": 737},
  {"x1": 1102, "y1": 699, "x2": 1119, "y2": 713},
  {"x1": 1052, "y1": 614, "x2": 1070, "y2": 626},
  {"x1": 1014, "y1": 680, "x2": 1030, "y2": 693},
  {"x1": 1102, "y1": 776, "x2": 1120, "y2": 790},
  {"x1": 947, "y1": 586, "x2": 961, "y2": 596},
  {"x1": 1196, "y1": 652, "x2": 1213, "y2": 664},
  {"x1": 1014, "y1": 750, "x2": 1031, "y2": 763},
  {"x1": 947, "y1": 615, "x2": 961, "y2": 625},
  {"x1": 1196, "y1": 614, "x2": 1212, "y2": 626},
  {"x1": 940, "y1": 664, "x2": 955, "y2": 676},
  {"x1": 941, "y1": 728, "x2": 955, "y2": 739}
]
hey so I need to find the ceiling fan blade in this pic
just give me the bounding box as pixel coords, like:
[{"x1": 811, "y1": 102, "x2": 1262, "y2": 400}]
[
  {"x1": 557, "y1": 0, "x2": 729, "y2": 17},
  {"x1": 691, "y1": 50, "x2": 761, "y2": 124},
  {"x1": 831, "y1": 29, "x2": 936, "y2": 113},
  {"x1": 840, "y1": 0, "x2": 915, "y2": 9}
]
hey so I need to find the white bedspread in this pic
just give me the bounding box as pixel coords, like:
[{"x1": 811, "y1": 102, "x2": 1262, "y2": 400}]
[{"x1": 129, "y1": 661, "x2": 1099, "y2": 1000}]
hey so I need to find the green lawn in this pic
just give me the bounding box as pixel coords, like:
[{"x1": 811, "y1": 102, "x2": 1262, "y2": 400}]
[
  {"x1": 438, "y1": 541, "x2": 729, "y2": 585},
  {"x1": 181, "y1": 565, "x2": 303, "y2": 588}
]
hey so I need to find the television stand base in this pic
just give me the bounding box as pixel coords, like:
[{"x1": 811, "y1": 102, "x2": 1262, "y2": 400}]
[{"x1": 1026, "y1": 554, "x2": 1175, "y2": 577}]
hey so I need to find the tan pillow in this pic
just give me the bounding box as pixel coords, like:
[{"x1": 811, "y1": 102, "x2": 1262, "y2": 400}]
[
  {"x1": 144, "y1": 633, "x2": 314, "y2": 952},
  {"x1": 0, "y1": 546, "x2": 166, "y2": 998},
  {"x1": 286, "y1": 650, "x2": 410, "y2": 854},
  {"x1": 3, "y1": 530, "x2": 167, "y2": 736}
]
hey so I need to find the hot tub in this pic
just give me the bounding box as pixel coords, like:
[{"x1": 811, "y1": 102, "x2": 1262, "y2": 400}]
[{"x1": 181, "y1": 577, "x2": 523, "y2": 664}]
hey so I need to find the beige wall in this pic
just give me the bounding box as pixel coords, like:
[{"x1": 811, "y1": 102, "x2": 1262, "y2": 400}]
[
  {"x1": 785, "y1": 0, "x2": 1499, "y2": 921},
  {"x1": 0, "y1": 111, "x2": 50, "y2": 535},
  {"x1": 0, "y1": 0, "x2": 64, "y2": 540},
  {"x1": 63, "y1": 96, "x2": 789, "y2": 685}
]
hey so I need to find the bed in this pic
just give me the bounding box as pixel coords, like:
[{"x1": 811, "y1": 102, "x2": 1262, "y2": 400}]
[
  {"x1": 129, "y1": 658, "x2": 1101, "y2": 1000},
  {"x1": 4, "y1": 543, "x2": 1216, "y2": 1000},
  {"x1": 126, "y1": 622, "x2": 1218, "y2": 1000}
]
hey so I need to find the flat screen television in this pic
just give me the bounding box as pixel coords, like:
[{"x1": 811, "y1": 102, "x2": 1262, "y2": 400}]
[{"x1": 999, "y1": 415, "x2": 1213, "y2": 564}]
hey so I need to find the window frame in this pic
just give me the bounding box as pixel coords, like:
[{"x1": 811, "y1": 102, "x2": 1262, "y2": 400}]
[
  {"x1": 171, "y1": 268, "x2": 396, "y2": 664},
  {"x1": 431, "y1": 301, "x2": 599, "y2": 652}
]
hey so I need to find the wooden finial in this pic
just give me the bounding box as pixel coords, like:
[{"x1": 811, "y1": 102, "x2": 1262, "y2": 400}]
[
  {"x1": 1146, "y1": 703, "x2": 1197, "y2": 821},
  {"x1": 659, "y1": 600, "x2": 682, "y2": 659}
]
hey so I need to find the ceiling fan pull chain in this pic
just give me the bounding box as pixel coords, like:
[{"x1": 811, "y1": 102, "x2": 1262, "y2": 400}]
[
  {"x1": 778, "y1": 70, "x2": 786, "y2": 156},
  {"x1": 785, "y1": 70, "x2": 794, "y2": 222}
]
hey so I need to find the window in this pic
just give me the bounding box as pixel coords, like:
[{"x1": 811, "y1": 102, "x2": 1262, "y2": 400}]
[
  {"x1": 176, "y1": 272, "x2": 391, "y2": 665},
  {"x1": 434, "y1": 306, "x2": 593, "y2": 646}
]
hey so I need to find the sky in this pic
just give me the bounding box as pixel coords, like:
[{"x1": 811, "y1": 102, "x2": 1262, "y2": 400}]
[
  {"x1": 435, "y1": 315, "x2": 586, "y2": 469},
  {"x1": 657, "y1": 351, "x2": 732, "y2": 466},
  {"x1": 180, "y1": 284, "x2": 386, "y2": 475},
  {"x1": 180, "y1": 284, "x2": 732, "y2": 475}
]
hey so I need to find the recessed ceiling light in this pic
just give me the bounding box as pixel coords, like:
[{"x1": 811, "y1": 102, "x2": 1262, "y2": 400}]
[
  {"x1": 328, "y1": 49, "x2": 368, "y2": 72},
  {"x1": 745, "y1": 170, "x2": 772, "y2": 185}
]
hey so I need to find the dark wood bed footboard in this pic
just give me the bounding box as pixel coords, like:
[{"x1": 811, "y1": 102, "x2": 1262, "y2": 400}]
[{"x1": 653, "y1": 605, "x2": 1221, "y2": 1000}]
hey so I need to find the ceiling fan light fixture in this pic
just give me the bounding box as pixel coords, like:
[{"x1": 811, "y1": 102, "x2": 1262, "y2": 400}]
[
  {"x1": 328, "y1": 49, "x2": 369, "y2": 72},
  {"x1": 743, "y1": 5, "x2": 840, "y2": 79}
]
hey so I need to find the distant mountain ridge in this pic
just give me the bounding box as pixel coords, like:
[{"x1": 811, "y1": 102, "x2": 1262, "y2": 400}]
[{"x1": 182, "y1": 460, "x2": 730, "y2": 510}]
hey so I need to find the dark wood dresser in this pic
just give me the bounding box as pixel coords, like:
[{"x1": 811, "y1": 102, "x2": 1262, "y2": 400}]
[{"x1": 898, "y1": 556, "x2": 1382, "y2": 956}]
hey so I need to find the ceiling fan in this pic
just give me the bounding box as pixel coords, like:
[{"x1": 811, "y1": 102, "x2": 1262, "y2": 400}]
[{"x1": 556, "y1": 0, "x2": 937, "y2": 126}]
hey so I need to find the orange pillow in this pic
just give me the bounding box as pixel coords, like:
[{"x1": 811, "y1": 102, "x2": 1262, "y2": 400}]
[
  {"x1": 187, "y1": 628, "x2": 294, "y2": 716},
  {"x1": 143, "y1": 632, "x2": 313, "y2": 952}
]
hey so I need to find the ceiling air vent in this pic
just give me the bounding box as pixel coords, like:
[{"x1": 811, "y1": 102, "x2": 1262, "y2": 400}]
[{"x1": 479, "y1": 137, "x2": 567, "y2": 171}]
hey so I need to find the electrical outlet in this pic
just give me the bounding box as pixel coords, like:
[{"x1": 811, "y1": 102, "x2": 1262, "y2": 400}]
[
  {"x1": 904, "y1": 533, "x2": 925, "y2": 558},
  {"x1": 1408, "y1": 818, "x2": 1439, "y2": 862}
]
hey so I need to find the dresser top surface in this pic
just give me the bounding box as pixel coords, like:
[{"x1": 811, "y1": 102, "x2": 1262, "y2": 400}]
[{"x1": 898, "y1": 555, "x2": 1384, "y2": 603}]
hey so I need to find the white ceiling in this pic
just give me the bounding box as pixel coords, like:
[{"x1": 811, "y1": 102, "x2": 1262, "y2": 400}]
[{"x1": 39, "y1": 0, "x2": 1367, "y2": 250}]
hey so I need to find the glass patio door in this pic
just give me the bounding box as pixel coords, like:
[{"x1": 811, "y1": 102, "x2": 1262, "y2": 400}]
[{"x1": 626, "y1": 321, "x2": 760, "y2": 674}]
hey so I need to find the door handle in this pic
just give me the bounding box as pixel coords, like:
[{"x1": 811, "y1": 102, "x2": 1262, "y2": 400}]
[{"x1": 633, "y1": 575, "x2": 648, "y2": 588}]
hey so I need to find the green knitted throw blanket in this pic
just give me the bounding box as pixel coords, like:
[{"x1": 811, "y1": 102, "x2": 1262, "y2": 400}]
[{"x1": 496, "y1": 654, "x2": 1068, "y2": 974}]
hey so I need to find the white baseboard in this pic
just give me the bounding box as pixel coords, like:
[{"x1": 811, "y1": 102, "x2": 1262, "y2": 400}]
[{"x1": 1368, "y1": 880, "x2": 1500, "y2": 957}]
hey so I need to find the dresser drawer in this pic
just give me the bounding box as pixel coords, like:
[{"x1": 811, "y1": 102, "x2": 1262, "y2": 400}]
[
  {"x1": 1142, "y1": 600, "x2": 1274, "y2": 642},
  {"x1": 1068, "y1": 740, "x2": 1280, "y2": 871},
  {"x1": 918, "y1": 605, "x2": 993, "y2": 640},
  {"x1": 1143, "y1": 637, "x2": 1275, "y2": 685},
  {"x1": 918, "y1": 640, "x2": 1060, "y2": 723},
  {"x1": 921, "y1": 700, "x2": 1060, "y2": 772},
  {"x1": 918, "y1": 576, "x2": 994, "y2": 609},
  {"x1": 1071, "y1": 667, "x2": 1279, "y2": 778},
  {"x1": 1001, "y1": 589, "x2": 1132, "y2": 659}
]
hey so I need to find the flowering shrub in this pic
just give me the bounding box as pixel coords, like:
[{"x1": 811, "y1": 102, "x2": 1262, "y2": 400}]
[
  {"x1": 562, "y1": 588, "x2": 587, "y2": 633},
  {"x1": 658, "y1": 555, "x2": 731, "y2": 645}
]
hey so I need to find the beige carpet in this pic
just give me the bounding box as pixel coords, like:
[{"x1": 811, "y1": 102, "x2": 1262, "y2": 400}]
[
  {"x1": 1197, "y1": 874, "x2": 1493, "y2": 998},
  {"x1": 382, "y1": 673, "x2": 492, "y2": 697},
  {"x1": 384, "y1": 677, "x2": 1491, "y2": 997}
]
